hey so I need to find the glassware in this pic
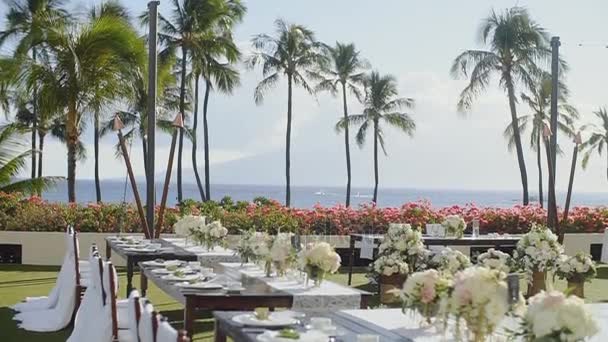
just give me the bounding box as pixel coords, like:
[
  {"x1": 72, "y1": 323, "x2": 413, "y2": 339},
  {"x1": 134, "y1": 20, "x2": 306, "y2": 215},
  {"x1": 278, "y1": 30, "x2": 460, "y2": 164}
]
[{"x1": 472, "y1": 219, "x2": 480, "y2": 238}]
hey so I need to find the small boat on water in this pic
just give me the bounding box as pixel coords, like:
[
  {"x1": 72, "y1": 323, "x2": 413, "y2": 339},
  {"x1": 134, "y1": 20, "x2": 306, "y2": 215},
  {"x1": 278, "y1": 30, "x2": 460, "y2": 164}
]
[{"x1": 314, "y1": 190, "x2": 326, "y2": 196}]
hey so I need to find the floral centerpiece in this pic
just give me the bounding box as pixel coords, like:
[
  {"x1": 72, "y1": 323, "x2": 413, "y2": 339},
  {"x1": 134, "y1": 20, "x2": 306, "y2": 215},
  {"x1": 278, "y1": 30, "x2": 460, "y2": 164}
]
[
  {"x1": 430, "y1": 248, "x2": 471, "y2": 274},
  {"x1": 399, "y1": 269, "x2": 452, "y2": 324},
  {"x1": 442, "y1": 215, "x2": 466, "y2": 239},
  {"x1": 235, "y1": 230, "x2": 271, "y2": 264},
  {"x1": 268, "y1": 233, "x2": 296, "y2": 277},
  {"x1": 513, "y1": 224, "x2": 563, "y2": 296},
  {"x1": 515, "y1": 291, "x2": 598, "y2": 342},
  {"x1": 449, "y1": 267, "x2": 510, "y2": 342},
  {"x1": 555, "y1": 253, "x2": 596, "y2": 298},
  {"x1": 476, "y1": 248, "x2": 512, "y2": 273},
  {"x1": 173, "y1": 215, "x2": 206, "y2": 245},
  {"x1": 300, "y1": 242, "x2": 341, "y2": 286},
  {"x1": 190, "y1": 220, "x2": 228, "y2": 251}
]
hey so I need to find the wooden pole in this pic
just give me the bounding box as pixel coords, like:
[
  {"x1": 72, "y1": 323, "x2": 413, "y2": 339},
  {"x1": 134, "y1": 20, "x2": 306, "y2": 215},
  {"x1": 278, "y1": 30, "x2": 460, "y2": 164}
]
[
  {"x1": 114, "y1": 116, "x2": 151, "y2": 239},
  {"x1": 155, "y1": 113, "x2": 183, "y2": 238},
  {"x1": 563, "y1": 132, "x2": 582, "y2": 222},
  {"x1": 548, "y1": 36, "x2": 560, "y2": 233},
  {"x1": 146, "y1": 1, "x2": 160, "y2": 238}
]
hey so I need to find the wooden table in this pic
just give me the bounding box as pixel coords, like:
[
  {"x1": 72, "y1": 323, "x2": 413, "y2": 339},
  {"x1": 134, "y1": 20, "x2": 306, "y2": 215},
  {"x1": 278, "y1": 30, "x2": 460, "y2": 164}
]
[
  {"x1": 347, "y1": 233, "x2": 522, "y2": 285},
  {"x1": 212, "y1": 310, "x2": 408, "y2": 342},
  {"x1": 105, "y1": 237, "x2": 198, "y2": 297},
  {"x1": 140, "y1": 262, "x2": 372, "y2": 339}
]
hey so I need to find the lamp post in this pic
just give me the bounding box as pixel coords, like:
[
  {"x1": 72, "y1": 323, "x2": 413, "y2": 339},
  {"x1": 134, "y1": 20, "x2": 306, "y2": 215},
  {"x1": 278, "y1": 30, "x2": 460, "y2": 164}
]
[
  {"x1": 563, "y1": 132, "x2": 582, "y2": 221},
  {"x1": 146, "y1": 1, "x2": 160, "y2": 238}
]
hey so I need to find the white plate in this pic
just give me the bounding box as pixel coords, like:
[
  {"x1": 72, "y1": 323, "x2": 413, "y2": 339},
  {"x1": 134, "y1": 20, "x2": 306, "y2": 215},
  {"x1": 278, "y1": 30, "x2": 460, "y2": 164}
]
[
  {"x1": 151, "y1": 268, "x2": 174, "y2": 275},
  {"x1": 124, "y1": 248, "x2": 157, "y2": 253},
  {"x1": 256, "y1": 330, "x2": 329, "y2": 342},
  {"x1": 161, "y1": 274, "x2": 201, "y2": 282},
  {"x1": 232, "y1": 313, "x2": 297, "y2": 328},
  {"x1": 142, "y1": 260, "x2": 182, "y2": 268},
  {"x1": 305, "y1": 325, "x2": 345, "y2": 337},
  {"x1": 175, "y1": 282, "x2": 223, "y2": 290}
]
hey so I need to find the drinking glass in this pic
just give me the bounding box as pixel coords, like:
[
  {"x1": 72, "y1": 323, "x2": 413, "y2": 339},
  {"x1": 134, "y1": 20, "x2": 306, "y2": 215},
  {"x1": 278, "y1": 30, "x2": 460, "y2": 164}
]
[{"x1": 472, "y1": 219, "x2": 480, "y2": 238}]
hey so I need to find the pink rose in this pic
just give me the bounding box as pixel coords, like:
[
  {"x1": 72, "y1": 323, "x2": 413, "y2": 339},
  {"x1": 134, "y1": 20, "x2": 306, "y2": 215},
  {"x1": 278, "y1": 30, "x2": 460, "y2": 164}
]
[{"x1": 420, "y1": 283, "x2": 436, "y2": 304}]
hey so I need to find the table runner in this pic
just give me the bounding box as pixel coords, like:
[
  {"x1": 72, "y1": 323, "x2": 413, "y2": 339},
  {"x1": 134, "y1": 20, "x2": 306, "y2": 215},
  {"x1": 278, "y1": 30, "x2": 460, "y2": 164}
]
[
  {"x1": 162, "y1": 238, "x2": 241, "y2": 266},
  {"x1": 220, "y1": 263, "x2": 362, "y2": 310}
]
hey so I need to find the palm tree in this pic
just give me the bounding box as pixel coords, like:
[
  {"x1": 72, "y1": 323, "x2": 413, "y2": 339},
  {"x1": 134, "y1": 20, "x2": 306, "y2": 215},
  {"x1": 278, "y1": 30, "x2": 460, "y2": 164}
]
[
  {"x1": 338, "y1": 71, "x2": 415, "y2": 203},
  {"x1": 582, "y1": 108, "x2": 608, "y2": 181},
  {"x1": 190, "y1": 32, "x2": 240, "y2": 201},
  {"x1": 0, "y1": 123, "x2": 61, "y2": 193},
  {"x1": 504, "y1": 74, "x2": 578, "y2": 207},
  {"x1": 313, "y1": 42, "x2": 367, "y2": 207},
  {"x1": 247, "y1": 19, "x2": 327, "y2": 207},
  {"x1": 149, "y1": 0, "x2": 245, "y2": 203},
  {"x1": 451, "y1": 6, "x2": 559, "y2": 205},
  {"x1": 0, "y1": 0, "x2": 68, "y2": 182}
]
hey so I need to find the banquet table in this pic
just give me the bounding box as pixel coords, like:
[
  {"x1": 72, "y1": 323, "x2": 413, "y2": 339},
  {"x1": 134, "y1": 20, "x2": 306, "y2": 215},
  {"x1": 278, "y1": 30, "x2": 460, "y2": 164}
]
[
  {"x1": 212, "y1": 310, "x2": 407, "y2": 342},
  {"x1": 347, "y1": 233, "x2": 522, "y2": 285},
  {"x1": 139, "y1": 262, "x2": 372, "y2": 338}
]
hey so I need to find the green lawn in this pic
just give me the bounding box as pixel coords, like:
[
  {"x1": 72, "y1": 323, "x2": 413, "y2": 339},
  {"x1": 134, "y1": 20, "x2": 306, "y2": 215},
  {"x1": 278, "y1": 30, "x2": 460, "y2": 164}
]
[{"x1": 1, "y1": 265, "x2": 607, "y2": 342}]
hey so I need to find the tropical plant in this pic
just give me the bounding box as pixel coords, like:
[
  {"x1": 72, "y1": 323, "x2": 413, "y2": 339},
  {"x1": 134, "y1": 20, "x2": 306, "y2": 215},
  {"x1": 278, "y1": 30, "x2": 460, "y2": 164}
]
[
  {"x1": 338, "y1": 71, "x2": 415, "y2": 203},
  {"x1": 0, "y1": 0, "x2": 68, "y2": 181},
  {"x1": 312, "y1": 42, "x2": 368, "y2": 207},
  {"x1": 451, "y1": 6, "x2": 560, "y2": 205},
  {"x1": 504, "y1": 74, "x2": 578, "y2": 207},
  {"x1": 148, "y1": 0, "x2": 245, "y2": 203},
  {"x1": 0, "y1": 124, "x2": 61, "y2": 193},
  {"x1": 582, "y1": 108, "x2": 608, "y2": 181},
  {"x1": 247, "y1": 18, "x2": 327, "y2": 207}
]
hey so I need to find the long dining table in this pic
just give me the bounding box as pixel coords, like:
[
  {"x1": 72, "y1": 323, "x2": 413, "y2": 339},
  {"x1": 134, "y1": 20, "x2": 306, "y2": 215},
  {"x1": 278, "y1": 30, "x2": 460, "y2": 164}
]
[{"x1": 139, "y1": 261, "x2": 373, "y2": 338}]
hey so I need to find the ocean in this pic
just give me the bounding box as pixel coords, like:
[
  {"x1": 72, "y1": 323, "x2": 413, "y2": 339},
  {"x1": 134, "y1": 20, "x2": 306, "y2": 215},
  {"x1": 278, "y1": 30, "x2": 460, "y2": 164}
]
[{"x1": 38, "y1": 179, "x2": 608, "y2": 208}]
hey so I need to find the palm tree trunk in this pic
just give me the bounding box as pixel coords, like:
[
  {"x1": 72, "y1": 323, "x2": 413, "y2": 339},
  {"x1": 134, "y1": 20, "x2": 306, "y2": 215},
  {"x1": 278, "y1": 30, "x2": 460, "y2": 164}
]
[
  {"x1": 142, "y1": 134, "x2": 148, "y2": 177},
  {"x1": 537, "y1": 134, "x2": 543, "y2": 208},
  {"x1": 31, "y1": 47, "x2": 37, "y2": 182},
  {"x1": 203, "y1": 79, "x2": 211, "y2": 201},
  {"x1": 506, "y1": 78, "x2": 529, "y2": 205},
  {"x1": 177, "y1": 45, "x2": 187, "y2": 203},
  {"x1": 544, "y1": 138, "x2": 556, "y2": 219},
  {"x1": 37, "y1": 131, "x2": 44, "y2": 179},
  {"x1": 285, "y1": 74, "x2": 293, "y2": 207},
  {"x1": 373, "y1": 119, "x2": 379, "y2": 203},
  {"x1": 94, "y1": 112, "x2": 102, "y2": 203},
  {"x1": 563, "y1": 146, "x2": 578, "y2": 221},
  {"x1": 191, "y1": 74, "x2": 206, "y2": 201},
  {"x1": 341, "y1": 82, "x2": 352, "y2": 207},
  {"x1": 67, "y1": 105, "x2": 78, "y2": 203}
]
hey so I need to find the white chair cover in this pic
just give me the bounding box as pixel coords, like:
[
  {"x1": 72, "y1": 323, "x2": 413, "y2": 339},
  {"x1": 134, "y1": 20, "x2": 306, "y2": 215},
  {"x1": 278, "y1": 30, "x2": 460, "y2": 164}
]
[
  {"x1": 123, "y1": 290, "x2": 142, "y2": 342},
  {"x1": 12, "y1": 230, "x2": 78, "y2": 332},
  {"x1": 138, "y1": 303, "x2": 156, "y2": 342},
  {"x1": 157, "y1": 321, "x2": 178, "y2": 342},
  {"x1": 601, "y1": 228, "x2": 608, "y2": 263}
]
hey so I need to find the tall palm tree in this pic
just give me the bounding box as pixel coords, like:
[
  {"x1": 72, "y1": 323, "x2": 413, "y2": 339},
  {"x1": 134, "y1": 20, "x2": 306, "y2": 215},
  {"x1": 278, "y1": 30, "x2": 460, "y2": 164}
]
[
  {"x1": 0, "y1": 123, "x2": 61, "y2": 193},
  {"x1": 581, "y1": 108, "x2": 608, "y2": 181},
  {"x1": 149, "y1": 0, "x2": 245, "y2": 203},
  {"x1": 451, "y1": 6, "x2": 559, "y2": 205},
  {"x1": 0, "y1": 0, "x2": 68, "y2": 182},
  {"x1": 338, "y1": 71, "x2": 415, "y2": 203},
  {"x1": 190, "y1": 32, "x2": 240, "y2": 201},
  {"x1": 313, "y1": 42, "x2": 367, "y2": 207},
  {"x1": 247, "y1": 19, "x2": 327, "y2": 207},
  {"x1": 504, "y1": 74, "x2": 578, "y2": 207}
]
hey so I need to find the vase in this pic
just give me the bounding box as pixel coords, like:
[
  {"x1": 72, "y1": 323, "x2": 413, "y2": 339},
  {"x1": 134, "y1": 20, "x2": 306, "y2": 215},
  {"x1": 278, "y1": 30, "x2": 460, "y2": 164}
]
[
  {"x1": 306, "y1": 266, "x2": 325, "y2": 287},
  {"x1": 264, "y1": 260, "x2": 272, "y2": 277},
  {"x1": 567, "y1": 280, "x2": 585, "y2": 298},
  {"x1": 274, "y1": 261, "x2": 288, "y2": 277},
  {"x1": 379, "y1": 273, "x2": 407, "y2": 304},
  {"x1": 527, "y1": 270, "x2": 546, "y2": 297}
]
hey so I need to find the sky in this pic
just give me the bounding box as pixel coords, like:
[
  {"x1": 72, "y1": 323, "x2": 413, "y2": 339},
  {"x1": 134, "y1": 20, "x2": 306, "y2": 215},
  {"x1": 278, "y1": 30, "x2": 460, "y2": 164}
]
[{"x1": 2, "y1": 0, "x2": 608, "y2": 193}]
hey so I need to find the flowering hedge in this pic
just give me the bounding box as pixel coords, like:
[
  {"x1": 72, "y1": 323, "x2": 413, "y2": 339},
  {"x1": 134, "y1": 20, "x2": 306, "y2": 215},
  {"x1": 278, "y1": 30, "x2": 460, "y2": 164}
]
[{"x1": 1, "y1": 192, "x2": 607, "y2": 234}]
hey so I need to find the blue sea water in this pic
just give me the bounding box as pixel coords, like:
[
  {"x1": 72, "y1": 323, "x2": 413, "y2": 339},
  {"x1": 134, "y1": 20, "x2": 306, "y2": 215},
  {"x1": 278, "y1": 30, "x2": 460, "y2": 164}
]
[{"x1": 39, "y1": 179, "x2": 608, "y2": 208}]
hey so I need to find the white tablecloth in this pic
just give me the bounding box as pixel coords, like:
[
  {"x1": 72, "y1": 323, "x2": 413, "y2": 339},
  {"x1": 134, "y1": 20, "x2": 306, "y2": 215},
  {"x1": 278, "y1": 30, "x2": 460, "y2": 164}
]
[
  {"x1": 220, "y1": 263, "x2": 362, "y2": 310},
  {"x1": 162, "y1": 238, "x2": 241, "y2": 266},
  {"x1": 342, "y1": 305, "x2": 608, "y2": 341}
]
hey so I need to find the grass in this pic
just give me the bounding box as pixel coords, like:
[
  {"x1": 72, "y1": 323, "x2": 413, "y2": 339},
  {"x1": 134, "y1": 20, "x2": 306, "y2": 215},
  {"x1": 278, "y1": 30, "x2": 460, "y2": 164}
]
[{"x1": 1, "y1": 265, "x2": 607, "y2": 342}]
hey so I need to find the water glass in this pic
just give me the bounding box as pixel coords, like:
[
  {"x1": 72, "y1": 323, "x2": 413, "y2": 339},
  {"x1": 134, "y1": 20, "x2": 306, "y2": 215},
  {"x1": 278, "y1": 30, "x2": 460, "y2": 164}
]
[{"x1": 472, "y1": 219, "x2": 480, "y2": 238}]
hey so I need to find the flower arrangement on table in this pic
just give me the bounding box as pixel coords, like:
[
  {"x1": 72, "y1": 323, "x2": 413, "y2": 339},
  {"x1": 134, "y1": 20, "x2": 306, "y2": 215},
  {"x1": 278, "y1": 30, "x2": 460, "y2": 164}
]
[
  {"x1": 189, "y1": 220, "x2": 228, "y2": 251},
  {"x1": 173, "y1": 215, "x2": 206, "y2": 244},
  {"x1": 555, "y1": 252, "x2": 596, "y2": 298},
  {"x1": 235, "y1": 230, "x2": 271, "y2": 264},
  {"x1": 513, "y1": 224, "x2": 563, "y2": 295},
  {"x1": 448, "y1": 266, "x2": 511, "y2": 342},
  {"x1": 442, "y1": 215, "x2": 466, "y2": 239},
  {"x1": 476, "y1": 248, "x2": 512, "y2": 273},
  {"x1": 299, "y1": 241, "x2": 341, "y2": 287},
  {"x1": 430, "y1": 248, "x2": 471, "y2": 274},
  {"x1": 399, "y1": 269, "x2": 452, "y2": 324},
  {"x1": 514, "y1": 291, "x2": 598, "y2": 342},
  {"x1": 268, "y1": 232, "x2": 297, "y2": 277}
]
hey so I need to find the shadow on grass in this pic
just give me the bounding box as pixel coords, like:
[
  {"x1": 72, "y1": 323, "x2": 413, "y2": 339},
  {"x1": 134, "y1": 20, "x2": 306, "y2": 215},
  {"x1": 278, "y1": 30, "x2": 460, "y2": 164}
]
[
  {"x1": 0, "y1": 307, "x2": 70, "y2": 342},
  {"x1": 0, "y1": 265, "x2": 60, "y2": 273},
  {"x1": 595, "y1": 265, "x2": 608, "y2": 280}
]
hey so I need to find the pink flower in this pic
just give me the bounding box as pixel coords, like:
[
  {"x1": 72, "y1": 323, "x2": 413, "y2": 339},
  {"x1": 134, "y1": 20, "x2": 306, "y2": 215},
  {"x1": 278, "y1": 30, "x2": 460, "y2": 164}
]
[{"x1": 420, "y1": 283, "x2": 436, "y2": 304}]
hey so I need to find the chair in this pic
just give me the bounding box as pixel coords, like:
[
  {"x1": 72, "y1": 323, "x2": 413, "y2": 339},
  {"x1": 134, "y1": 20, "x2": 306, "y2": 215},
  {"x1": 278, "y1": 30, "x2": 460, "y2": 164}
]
[{"x1": 601, "y1": 228, "x2": 608, "y2": 263}]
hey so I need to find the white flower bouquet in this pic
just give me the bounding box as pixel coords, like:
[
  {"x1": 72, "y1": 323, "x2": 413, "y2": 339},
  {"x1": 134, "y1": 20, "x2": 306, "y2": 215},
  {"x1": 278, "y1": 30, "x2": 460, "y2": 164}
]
[
  {"x1": 431, "y1": 248, "x2": 471, "y2": 274},
  {"x1": 190, "y1": 220, "x2": 228, "y2": 250},
  {"x1": 268, "y1": 233, "x2": 296, "y2": 276},
  {"x1": 449, "y1": 267, "x2": 510, "y2": 342},
  {"x1": 442, "y1": 215, "x2": 466, "y2": 239},
  {"x1": 173, "y1": 215, "x2": 206, "y2": 245},
  {"x1": 236, "y1": 230, "x2": 271, "y2": 264},
  {"x1": 399, "y1": 269, "x2": 453, "y2": 324},
  {"x1": 477, "y1": 248, "x2": 512, "y2": 273},
  {"x1": 514, "y1": 291, "x2": 598, "y2": 342},
  {"x1": 378, "y1": 223, "x2": 427, "y2": 271},
  {"x1": 555, "y1": 252, "x2": 596, "y2": 283},
  {"x1": 300, "y1": 242, "x2": 341, "y2": 286},
  {"x1": 373, "y1": 252, "x2": 409, "y2": 276}
]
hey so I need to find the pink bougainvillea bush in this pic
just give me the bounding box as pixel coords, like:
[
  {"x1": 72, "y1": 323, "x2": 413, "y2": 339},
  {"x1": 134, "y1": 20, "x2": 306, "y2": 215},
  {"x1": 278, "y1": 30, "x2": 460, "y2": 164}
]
[{"x1": 1, "y1": 192, "x2": 607, "y2": 234}]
